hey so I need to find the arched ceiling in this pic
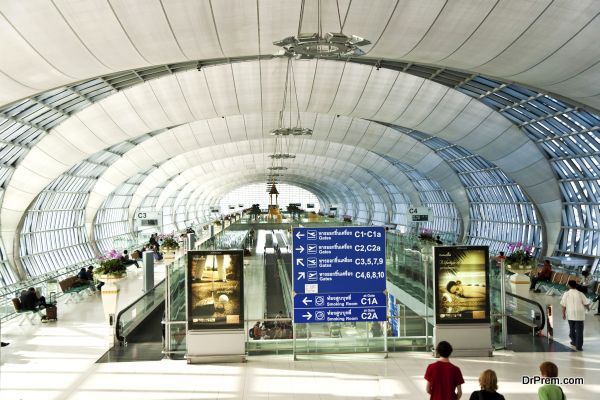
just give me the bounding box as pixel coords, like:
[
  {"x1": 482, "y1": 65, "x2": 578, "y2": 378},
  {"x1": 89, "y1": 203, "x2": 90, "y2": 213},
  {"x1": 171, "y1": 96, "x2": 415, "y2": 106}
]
[
  {"x1": 1, "y1": 59, "x2": 560, "y2": 262},
  {"x1": 0, "y1": 0, "x2": 599, "y2": 109},
  {"x1": 0, "y1": 0, "x2": 597, "y2": 272}
]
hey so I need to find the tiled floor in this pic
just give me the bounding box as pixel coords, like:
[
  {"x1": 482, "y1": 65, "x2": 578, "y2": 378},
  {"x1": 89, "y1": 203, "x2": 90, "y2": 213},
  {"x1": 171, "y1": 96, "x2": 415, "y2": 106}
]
[{"x1": 1, "y1": 265, "x2": 599, "y2": 399}]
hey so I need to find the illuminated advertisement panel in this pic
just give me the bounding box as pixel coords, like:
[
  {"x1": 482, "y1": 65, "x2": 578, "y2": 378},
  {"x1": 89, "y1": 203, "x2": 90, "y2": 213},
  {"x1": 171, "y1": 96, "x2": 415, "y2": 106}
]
[
  {"x1": 187, "y1": 250, "x2": 244, "y2": 330},
  {"x1": 434, "y1": 246, "x2": 490, "y2": 324}
]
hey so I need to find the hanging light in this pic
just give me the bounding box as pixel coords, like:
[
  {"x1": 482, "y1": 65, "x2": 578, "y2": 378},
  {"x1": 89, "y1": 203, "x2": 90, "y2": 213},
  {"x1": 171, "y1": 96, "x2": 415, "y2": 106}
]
[
  {"x1": 273, "y1": 0, "x2": 370, "y2": 59},
  {"x1": 274, "y1": 32, "x2": 370, "y2": 59}
]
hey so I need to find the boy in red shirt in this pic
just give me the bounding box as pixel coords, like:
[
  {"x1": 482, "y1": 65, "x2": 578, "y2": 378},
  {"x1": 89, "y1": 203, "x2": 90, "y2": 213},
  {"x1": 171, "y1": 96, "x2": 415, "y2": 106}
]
[{"x1": 425, "y1": 341, "x2": 464, "y2": 400}]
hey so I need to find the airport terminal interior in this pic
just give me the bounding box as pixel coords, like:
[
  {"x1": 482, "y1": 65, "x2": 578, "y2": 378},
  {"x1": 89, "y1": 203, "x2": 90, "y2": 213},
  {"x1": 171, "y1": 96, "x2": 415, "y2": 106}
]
[{"x1": 1, "y1": 1, "x2": 600, "y2": 399}]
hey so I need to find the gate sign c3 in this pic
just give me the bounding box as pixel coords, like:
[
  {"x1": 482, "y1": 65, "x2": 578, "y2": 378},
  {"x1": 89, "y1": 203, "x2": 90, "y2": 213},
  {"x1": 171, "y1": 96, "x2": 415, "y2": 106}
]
[{"x1": 408, "y1": 206, "x2": 432, "y2": 222}]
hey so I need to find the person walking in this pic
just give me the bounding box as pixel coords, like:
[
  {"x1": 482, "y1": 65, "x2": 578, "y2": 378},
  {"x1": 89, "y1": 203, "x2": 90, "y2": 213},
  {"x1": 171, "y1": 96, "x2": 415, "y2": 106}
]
[
  {"x1": 560, "y1": 280, "x2": 591, "y2": 351},
  {"x1": 424, "y1": 341, "x2": 464, "y2": 400}
]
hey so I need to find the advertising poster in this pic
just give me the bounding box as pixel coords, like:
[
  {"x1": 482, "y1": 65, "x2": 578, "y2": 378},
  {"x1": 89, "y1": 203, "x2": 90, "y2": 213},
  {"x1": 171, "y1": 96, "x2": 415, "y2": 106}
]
[
  {"x1": 187, "y1": 250, "x2": 244, "y2": 330},
  {"x1": 434, "y1": 246, "x2": 490, "y2": 324}
]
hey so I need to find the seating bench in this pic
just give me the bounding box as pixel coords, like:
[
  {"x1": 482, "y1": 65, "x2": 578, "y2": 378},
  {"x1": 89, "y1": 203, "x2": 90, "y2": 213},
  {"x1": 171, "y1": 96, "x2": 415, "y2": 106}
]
[
  {"x1": 59, "y1": 276, "x2": 93, "y2": 303},
  {"x1": 11, "y1": 298, "x2": 42, "y2": 326}
]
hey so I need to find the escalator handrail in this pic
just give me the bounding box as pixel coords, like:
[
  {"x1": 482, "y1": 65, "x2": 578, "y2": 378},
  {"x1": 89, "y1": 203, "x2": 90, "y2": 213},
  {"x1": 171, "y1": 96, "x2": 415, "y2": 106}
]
[
  {"x1": 505, "y1": 291, "x2": 546, "y2": 332},
  {"x1": 115, "y1": 277, "x2": 166, "y2": 343}
]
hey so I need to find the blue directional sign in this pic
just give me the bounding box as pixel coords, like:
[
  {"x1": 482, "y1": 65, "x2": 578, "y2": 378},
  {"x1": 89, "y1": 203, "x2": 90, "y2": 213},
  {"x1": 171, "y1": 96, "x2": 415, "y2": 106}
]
[
  {"x1": 294, "y1": 292, "x2": 387, "y2": 309},
  {"x1": 293, "y1": 306, "x2": 387, "y2": 324},
  {"x1": 293, "y1": 226, "x2": 387, "y2": 323},
  {"x1": 293, "y1": 226, "x2": 386, "y2": 294}
]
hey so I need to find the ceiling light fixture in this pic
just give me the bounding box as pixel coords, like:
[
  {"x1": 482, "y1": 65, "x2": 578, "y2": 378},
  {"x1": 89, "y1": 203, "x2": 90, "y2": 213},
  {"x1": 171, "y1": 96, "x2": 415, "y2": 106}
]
[
  {"x1": 273, "y1": 0, "x2": 371, "y2": 60},
  {"x1": 269, "y1": 153, "x2": 296, "y2": 159}
]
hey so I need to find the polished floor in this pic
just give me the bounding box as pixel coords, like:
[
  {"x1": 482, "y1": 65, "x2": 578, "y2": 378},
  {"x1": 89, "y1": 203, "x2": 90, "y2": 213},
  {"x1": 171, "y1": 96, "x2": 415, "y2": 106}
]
[{"x1": 1, "y1": 263, "x2": 599, "y2": 399}]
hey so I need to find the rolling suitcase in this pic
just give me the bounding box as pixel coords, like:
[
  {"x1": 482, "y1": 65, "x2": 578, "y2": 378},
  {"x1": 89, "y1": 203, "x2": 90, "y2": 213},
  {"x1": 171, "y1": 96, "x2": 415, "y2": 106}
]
[{"x1": 45, "y1": 292, "x2": 57, "y2": 321}]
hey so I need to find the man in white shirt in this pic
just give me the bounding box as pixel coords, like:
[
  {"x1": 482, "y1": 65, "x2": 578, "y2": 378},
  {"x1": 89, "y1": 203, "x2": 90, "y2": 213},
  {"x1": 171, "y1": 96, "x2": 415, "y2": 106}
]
[{"x1": 561, "y1": 280, "x2": 591, "y2": 351}]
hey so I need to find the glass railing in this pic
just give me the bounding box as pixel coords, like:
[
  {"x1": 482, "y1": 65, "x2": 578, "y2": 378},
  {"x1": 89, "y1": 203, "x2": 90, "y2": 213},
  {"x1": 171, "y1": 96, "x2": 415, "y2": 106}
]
[
  {"x1": 115, "y1": 277, "x2": 165, "y2": 344},
  {"x1": 488, "y1": 260, "x2": 546, "y2": 349},
  {"x1": 115, "y1": 253, "x2": 184, "y2": 345},
  {"x1": 244, "y1": 316, "x2": 428, "y2": 355},
  {"x1": 164, "y1": 255, "x2": 188, "y2": 355}
]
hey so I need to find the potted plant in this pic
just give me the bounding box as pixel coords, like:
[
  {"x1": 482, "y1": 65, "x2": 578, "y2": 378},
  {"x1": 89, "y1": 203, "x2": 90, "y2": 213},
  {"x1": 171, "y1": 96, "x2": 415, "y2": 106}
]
[
  {"x1": 95, "y1": 250, "x2": 127, "y2": 279},
  {"x1": 505, "y1": 242, "x2": 536, "y2": 270},
  {"x1": 159, "y1": 233, "x2": 180, "y2": 251}
]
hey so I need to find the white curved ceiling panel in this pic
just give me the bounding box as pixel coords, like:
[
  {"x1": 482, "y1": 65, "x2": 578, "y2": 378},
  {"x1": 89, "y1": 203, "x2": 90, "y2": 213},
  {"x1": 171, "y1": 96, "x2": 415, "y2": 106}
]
[
  {"x1": 328, "y1": 63, "x2": 373, "y2": 116},
  {"x1": 371, "y1": 73, "x2": 424, "y2": 122},
  {"x1": 211, "y1": 0, "x2": 259, "y2": 57},
  {"x1": 1, "y1": 0, "x2": 107, "y2": 78},
  {"x1": 53, "y1": 0, "x2": 150, "y2": 70},
  {"x1": 34, "y1": 135, "x2": 88, "y2": 174},
  {"x1": 498, "y1": 145, "x2": 552, "y2": 187},
  {"x1": 289, "y1": 59, "x2": 317, "y2": 112},
  {"x1": 469, "y1": 125, "x2": 528, "y2": 162},
  {"x1": 0, "y1": 73, "x2": 33, "y2": 105},
  {"x1": 161, "y1": 0, "x2": 223, "y2": 60},
  {"x1": 123, "y1": 84, "x2": 174, "y2": 128},
  {"x1": 68, "y1": 105, "x2": 130, "y2": 145},
  {"x1": 416, "y1": 90, "x2": 473, "y2": 134},
  {"x1": 479, "y1": 1, "x2": 600, "y2": 81},
  {"x1": 402, "y1": 0, "x2": 498, "y2": 62},
  {"x1": 351, "y1": 68, "x2": 399, "y2": 118},
  {"x1": 549, "y1": 71, "x2": 600, "y2": 107},
  {"x1": 442, "y1": 103, "x2": 495, "y2": 143},
  {"x1": 305, "y1": 60, "x2": 345, "y2": 112},
  {"x1": 394, "y1": 80, "x2": 450, "y2": 127},
  {"x1": 97, "y1": 92, "x2": 152, "y2": 136},
  {"x1": 149, "y1": 75, "x2": 195, "y2": 123},
  {"x1": 439, "y1": 0, "x2": 551, "y2": 69},
  {"x1": 366, "y1": 0, "x2": 445, "y2": 57},
  {"x1": 0, "y1": 13, "x2": 70, "y2": 90},
  {"x1": 342, "y1": 0, "x2": 397, "y2": 53},
  {"x1": 175, "y1": 72, "x2": 219, "y2": 120},
  {"x1": 231, "y1": 62, "x2": 263, "y2": 114},
  {"x1": 108, "y1": 0, "x2": 186, "y2": 64},
  {"x1": 226, "y1": 115, "x2": 248, "y2": 142},
  {"x1": 357, "y1": 123, "x2": 388, "y2": 149},
  {"x1": 52, "y1": 119, "x2": 111, "y2": 154},
  {"x1": 203, "y1": 64, "x2": 241, "y2": 116},
  {"x1": 258, "y1": 0, "x2": 302, "y2": 54}
]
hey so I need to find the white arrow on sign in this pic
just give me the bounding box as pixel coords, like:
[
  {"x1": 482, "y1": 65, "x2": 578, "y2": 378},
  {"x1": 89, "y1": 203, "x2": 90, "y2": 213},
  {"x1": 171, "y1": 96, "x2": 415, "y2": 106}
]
[
  {"x1": 297, "y1": 271, "x2": 305, "y2": 280},
  {"x1": 296, "y1": 231, "x2": 305, "y2": 239},
  {"x1": 302, "y1": 297, "x2": 312, "y2": 306},
  {"x1": 295, "y1": 245, "x2": 304, "y2": 253},
  {"x1": 303, "y1": 311, "x2": 312, "y2": 320},
  {"x1": 296, "y1": 259, "x2": 305, "y2": 267}
]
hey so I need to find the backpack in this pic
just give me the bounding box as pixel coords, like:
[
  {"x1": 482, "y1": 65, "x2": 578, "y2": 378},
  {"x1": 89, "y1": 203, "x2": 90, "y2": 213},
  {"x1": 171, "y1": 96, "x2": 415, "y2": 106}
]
[{"x1": 248, "y1": 327, "x2": 254, "y2": 338}]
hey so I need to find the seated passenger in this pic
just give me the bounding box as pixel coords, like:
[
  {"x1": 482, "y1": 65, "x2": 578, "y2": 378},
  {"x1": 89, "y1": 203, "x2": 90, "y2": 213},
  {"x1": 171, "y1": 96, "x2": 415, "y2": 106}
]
[
  {"x1": 120, "y1": 250, "x2": 140, "y2": 268},
  {"x1": 446, "y1": 281, "x2": 486, "y2": 298},
  {"x1": 77, "y1": 267, "x2": 90, "y2": 282},
  {"x1": 576, "y1": 270, "x2": 595, "y2": 294},
  {"x1": 20, "y1": 287, "x2": 47, "y2": 310},
  {"x1": 87, "y1": 266, "x2": 103, "y2": 290},
  {"x1": 529, "y1": 260, "x2": 552, "y2": 292}
]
